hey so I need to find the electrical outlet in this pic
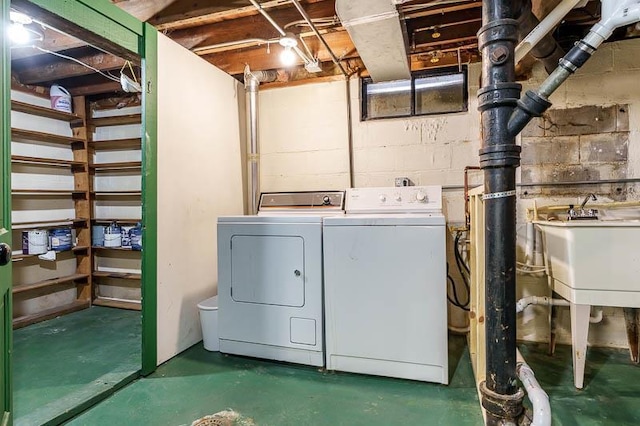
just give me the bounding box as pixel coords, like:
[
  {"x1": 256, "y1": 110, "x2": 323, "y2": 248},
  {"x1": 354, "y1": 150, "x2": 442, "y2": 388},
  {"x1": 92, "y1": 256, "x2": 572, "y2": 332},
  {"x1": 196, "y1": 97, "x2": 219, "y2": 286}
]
[{"x1": 394, "y1": 177, "x2": 413, "y2": 187}]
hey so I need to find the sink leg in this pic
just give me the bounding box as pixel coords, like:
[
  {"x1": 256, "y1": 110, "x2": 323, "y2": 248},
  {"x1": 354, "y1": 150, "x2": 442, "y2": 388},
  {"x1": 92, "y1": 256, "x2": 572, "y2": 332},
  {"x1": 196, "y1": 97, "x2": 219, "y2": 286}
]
[
  {"x1": 623, "y1": 307, "x2": 639, "y2": 363},
  {"x1": 549, "y1": 303, "x2": 559, "y2": 356},
  {"x1": 570, "y1": 303, "x2": 591, "y2": 389}
]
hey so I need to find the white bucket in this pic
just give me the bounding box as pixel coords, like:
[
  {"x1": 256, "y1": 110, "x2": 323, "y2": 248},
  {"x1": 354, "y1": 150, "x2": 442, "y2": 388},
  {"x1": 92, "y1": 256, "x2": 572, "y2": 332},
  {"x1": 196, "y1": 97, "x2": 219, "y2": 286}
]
[
  {"x1": 104, "y1": 232, "x2": 122, "y2": 247},
  {"x1": 22, "y1": 230, "x2": 48, "y2": 255},
  {"x1": 50, "y1": 84, "x2": 72, "y2": 113},
  {"x1": 197, "y1": 296, "x2": 219, "y2": 351}
]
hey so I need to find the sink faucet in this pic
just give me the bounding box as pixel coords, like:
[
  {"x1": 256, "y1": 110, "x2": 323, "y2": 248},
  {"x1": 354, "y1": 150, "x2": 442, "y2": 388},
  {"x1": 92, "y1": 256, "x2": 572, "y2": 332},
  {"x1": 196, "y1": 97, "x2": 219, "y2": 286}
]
[{"x1": 580, "y1": 193, "x2": 597, "y2": 209}]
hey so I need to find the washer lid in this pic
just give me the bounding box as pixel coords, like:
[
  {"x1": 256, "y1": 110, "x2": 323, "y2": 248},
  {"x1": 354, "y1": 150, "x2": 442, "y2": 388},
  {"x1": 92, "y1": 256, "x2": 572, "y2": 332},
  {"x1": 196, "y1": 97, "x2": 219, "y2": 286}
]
[
  {"x1": 323, "y1": 213, "x2": 445, "y2": 226},
  {"x1": 218, "y1": 215, "x2": 323, "y2": 224}
]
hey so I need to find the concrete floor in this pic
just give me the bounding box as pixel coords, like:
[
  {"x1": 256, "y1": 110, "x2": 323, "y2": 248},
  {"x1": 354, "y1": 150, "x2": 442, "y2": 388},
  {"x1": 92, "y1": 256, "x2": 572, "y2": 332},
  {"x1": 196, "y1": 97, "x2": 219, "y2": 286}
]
[
  {"x1": 13, "y1": 306, "x2": 141, "y2": 426},
  {"x1": 68, "y1": 335, "x2": 481, "y2": 425}
]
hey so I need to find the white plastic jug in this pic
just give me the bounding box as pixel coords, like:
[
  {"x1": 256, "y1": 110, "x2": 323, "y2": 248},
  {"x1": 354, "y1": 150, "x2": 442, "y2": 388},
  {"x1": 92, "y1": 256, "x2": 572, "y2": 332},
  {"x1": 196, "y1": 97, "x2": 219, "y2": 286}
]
[{"x1": 50, "y1": 84, "x2": 72, "y2": 113}]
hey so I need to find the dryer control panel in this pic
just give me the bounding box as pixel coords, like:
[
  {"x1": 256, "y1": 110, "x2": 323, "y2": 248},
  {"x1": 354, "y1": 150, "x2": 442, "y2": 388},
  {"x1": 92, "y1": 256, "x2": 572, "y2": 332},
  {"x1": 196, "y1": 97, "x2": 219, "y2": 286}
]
[{"x1": 345, "y1": 186, "x2": 442, "y2": 214}]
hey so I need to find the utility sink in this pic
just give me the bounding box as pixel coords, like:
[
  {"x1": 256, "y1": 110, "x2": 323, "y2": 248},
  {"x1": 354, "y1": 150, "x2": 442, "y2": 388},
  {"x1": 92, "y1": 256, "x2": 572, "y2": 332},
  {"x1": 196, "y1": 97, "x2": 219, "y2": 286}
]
[
  {"x1": 534, "y1": 219, "x2": 640, "y2": 389},
  {"x1": 534, "y1": 219, "x2": 640, "y2": 306}
]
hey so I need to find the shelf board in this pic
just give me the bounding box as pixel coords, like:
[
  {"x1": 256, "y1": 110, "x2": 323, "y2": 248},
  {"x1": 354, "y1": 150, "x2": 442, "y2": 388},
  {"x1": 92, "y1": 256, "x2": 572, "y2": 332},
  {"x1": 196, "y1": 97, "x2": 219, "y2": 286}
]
[
  {"x1": 92, "y1": 218, "x2": 141, "y2": 224},
  {"x1": 91, "y1": 161, "x2": 141, "y2": 171},
  {"x1": 12, "y1": 218, "x2": 89, "y2": 230},
  {"x1": 13, "y1": 300, "x2": 90, "y2": 329},
  {"x1": 90, "y1": 138, "x2": 141, "y2": 150},
  {"x1": 11, "y1": 100, "x2": 83, "y2": 123},
  {"x1": 11, "y1": 155, "x2": 85, "y2": 168},
  {"x1": 12, "y1": 128, "x2": 85, "y2": 146},
  {"x1": 12, "y1": 189, "x2": 87, "y2": 197},
  {"x1": 92, "y1": 191, "x2": 141, "y2": 197},
  {"x1": 93, "y1": 297, "x2": 141, "y2": 311},
  {"x1": 13, "y1": 273, "x2": 90, "y2": 294},
  {"x1": 93, "y1": 271, "x2": 141, "y2": 280},
  {"x1": 89, "y1": 114, "x2": 141, "y2": 127},
  {"x1": 92, "y1": 246, "x2": 140, "y2": 252},
  {"x1": 11, "y1": 246, "x2": 89, "y2": 261}
]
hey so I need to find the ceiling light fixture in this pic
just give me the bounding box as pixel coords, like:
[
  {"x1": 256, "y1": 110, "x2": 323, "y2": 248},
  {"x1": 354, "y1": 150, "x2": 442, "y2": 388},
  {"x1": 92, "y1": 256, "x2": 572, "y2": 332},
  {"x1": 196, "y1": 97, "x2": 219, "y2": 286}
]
[
  {"x1": 431, "y1": 27, "x2": 441, "y2": 39},
  {"x1": 8, "y1": 11, "x2": 42, "y2": 45},
  {"x1": 430, "y1": 52, "x2": 440, "y2": 63},
  {"x1": 279, "y1": 33, "x2": 298, "y2": 67}
]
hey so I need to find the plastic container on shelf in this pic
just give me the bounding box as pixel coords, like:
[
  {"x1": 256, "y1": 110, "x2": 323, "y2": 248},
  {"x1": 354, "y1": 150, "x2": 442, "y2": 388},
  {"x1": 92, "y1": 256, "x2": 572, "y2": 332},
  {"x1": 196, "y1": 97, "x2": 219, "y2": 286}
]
[
  {"x1": 22, "y1": 230, "x2": 48, "y2": 255},
  {"x1": 130, "y1": 223, "x2": 142, "y2": 251},
  {"x1": 104, "y1": 222, "x2": 122, "y2": 248},
  {"x1": 50, "y1": 84, "x2": 72, "y2": 113}
]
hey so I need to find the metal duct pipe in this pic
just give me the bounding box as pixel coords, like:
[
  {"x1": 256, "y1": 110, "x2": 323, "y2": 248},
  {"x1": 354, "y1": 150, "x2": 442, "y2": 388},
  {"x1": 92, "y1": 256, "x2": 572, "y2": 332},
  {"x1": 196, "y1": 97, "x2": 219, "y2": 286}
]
[
  {"x1": 477, "y1": 0, "x2": 525, "y2": 424},
  {"x1": 245, "y1": 67, "x2": 277, "y2": 214},
  {"x1": 516, "y1": 0, "x2": 565, "y2": 74}
]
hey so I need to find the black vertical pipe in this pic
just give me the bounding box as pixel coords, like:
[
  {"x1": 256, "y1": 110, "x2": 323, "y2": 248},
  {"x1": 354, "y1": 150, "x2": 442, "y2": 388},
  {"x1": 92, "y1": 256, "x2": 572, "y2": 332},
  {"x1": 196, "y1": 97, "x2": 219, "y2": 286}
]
[{"x1": 477, "y1": 0, "x2": 525, "y2": 424}]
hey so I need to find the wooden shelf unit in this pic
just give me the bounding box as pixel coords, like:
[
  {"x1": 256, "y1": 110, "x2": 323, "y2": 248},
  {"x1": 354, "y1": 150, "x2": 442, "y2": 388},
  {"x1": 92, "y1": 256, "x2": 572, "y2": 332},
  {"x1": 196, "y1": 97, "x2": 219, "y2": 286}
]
[
  {"x1": 10, "y1": 96, "x2": 93, "y2": 328},
  {"x1": 89, "y1": 106, "x2": 143, "y2": 311}
]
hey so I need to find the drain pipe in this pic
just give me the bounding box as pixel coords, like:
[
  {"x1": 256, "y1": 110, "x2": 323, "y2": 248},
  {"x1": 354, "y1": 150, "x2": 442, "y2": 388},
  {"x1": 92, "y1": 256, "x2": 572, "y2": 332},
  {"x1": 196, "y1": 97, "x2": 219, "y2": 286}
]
[
  {"x1": 517, "y1": 349, "x2": 551, "y2": 426},
  {"x1": 509, "y1": 0, "x2": 640, "y2": 137},
  {"x1": 245, "y1": 66, "x2": 277, "y2": 214},
  {"x1": 477, "y1": 0, "x2": 525, "y2": 424},
  {"x1": 516, "y1": 0, "x2": 565, "y2": 74}
]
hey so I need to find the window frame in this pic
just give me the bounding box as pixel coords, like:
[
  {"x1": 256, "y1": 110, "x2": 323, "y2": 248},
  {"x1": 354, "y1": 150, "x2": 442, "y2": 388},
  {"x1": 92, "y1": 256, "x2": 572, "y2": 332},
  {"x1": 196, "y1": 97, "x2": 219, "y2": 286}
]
[{"x1": 361, "y1": 66, "x2": 469, "y2": 121}]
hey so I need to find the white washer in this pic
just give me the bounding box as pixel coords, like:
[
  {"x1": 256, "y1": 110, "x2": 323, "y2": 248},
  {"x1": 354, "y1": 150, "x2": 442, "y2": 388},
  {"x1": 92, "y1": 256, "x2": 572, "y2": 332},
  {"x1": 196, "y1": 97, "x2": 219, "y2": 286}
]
[
  {"x1": 323, "y1": 186, "x2": 448, "y2": 383},
  {"x1": 217, "y1": 191, "x2": 344, "y2": 366}
]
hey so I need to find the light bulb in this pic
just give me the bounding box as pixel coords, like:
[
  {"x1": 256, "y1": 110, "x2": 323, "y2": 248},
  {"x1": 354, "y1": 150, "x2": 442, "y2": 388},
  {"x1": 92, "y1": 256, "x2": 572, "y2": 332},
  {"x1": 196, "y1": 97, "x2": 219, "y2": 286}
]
[
  {"x1": 8, "y1": 22, "x2": 31, "y2": 45},
  {"x1": 280, "y1": 46, "x2": 297, "y2": 67}
]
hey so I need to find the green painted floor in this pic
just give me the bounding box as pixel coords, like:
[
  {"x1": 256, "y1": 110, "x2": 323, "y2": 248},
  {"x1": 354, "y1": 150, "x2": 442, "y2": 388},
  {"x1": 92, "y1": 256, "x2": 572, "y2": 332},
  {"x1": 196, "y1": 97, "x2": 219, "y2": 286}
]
[
  {"x1": 13, "y1": 306, "x2": 141, "y2": 426},
  {"x1": 68, "y1": 335, "x2": 481, "y2": 426},
  {"x1": 520, "y1": 342, "x2": 640, "y2": 426}
]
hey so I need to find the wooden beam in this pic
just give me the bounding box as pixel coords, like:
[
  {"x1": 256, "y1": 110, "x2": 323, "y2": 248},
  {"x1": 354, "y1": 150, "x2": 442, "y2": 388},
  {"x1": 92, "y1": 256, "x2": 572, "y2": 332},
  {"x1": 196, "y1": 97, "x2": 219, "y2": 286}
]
[
  {"x1": 16, "y1": 52, "x2": 126, "y2": 85},
  {"x1": 152, "y1": 0, "x2": 329, "y2": 31},
  {"x1": 169, "y1": 0, "x2": 338, "y2": 50},
  {"x1": 68, "y1": 81, "x2": 124, "y2": 97},
  {"x1": 110, "y1": 0, "x2": 180, "y2": 22},
  {"x1": 201, "y1": 30, "x2": 356, "y2": 76}
]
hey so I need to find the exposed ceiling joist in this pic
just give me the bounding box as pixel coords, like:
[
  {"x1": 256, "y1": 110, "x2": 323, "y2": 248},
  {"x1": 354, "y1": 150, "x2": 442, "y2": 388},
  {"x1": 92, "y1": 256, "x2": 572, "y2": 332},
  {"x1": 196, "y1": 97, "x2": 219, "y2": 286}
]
[
  {"x1": 110, "y1": 0, "x2": 180, "y2": 22},
  {"x1": 15, "y1": 51, "x2": 126, "y2": 85}
]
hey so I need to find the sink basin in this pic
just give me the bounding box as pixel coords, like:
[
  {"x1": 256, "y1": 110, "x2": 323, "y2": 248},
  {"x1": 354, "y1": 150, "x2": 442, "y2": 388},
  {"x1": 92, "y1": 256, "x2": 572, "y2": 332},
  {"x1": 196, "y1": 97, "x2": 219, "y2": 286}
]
[{"x1": 534, "y1": 220, "x2": 640, "y2": 307}]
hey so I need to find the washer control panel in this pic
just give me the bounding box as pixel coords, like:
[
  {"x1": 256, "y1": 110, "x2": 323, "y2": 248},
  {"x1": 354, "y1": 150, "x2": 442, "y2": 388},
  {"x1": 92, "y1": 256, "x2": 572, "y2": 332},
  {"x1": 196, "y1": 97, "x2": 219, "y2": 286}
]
[{"x1": 346, "y1": 186, "x2": 442, "y2": 213}]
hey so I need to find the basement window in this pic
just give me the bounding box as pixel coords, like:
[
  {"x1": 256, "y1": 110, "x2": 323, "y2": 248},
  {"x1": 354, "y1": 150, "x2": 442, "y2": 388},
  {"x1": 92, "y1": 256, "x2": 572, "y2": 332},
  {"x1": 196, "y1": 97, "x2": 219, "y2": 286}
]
[{"x1": 361, "y1": 66, "x2": 468, "y2": 120}]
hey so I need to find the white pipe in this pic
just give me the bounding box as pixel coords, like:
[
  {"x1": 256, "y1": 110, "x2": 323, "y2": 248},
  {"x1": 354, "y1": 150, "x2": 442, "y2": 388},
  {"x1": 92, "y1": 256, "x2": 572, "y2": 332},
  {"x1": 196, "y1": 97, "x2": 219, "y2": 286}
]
[
  {"x1": 515, "y1": 0, "x2": 582, "y2": 64},
  {"x1": 525, "y1": 222, "x2": 535, "y2": 265},
  {"x1": 517, "y1": 349, "x2": 551, "y2": 426},
  {"x1": 516, "y1": 296, "x2": 569, "y2": 313},
  {"x1": 590, "y1": 308, "x2": 603, "y2": 324}
]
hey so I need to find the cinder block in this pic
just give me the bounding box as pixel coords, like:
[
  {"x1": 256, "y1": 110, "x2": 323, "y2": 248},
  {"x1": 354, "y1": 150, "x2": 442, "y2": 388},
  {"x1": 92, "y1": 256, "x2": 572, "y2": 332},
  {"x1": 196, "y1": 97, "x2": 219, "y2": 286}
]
[
  {"x1": 579, "y1": 133, "x2": 629, "y2": 163},
  {"x1": 544, "y1": 106, "x2": 600, "y2": 136},
  {"x1": 617, "y1": 105, "x2": 630, "y2": 132},
  {"x1": 521, "y1": 117, "x2": 545, "y2": 137},
  {"x1": 521, "y1": 136, "x2": 580, "y2": 166}
]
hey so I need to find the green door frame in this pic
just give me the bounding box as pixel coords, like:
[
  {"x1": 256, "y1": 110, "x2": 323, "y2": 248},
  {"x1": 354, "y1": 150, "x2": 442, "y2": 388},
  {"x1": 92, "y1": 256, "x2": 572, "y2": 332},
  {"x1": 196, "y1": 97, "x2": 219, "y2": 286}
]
[
  {"x1": 3, "y1": 0, "x2": 158, "y2": 389},
  {"x1": 1, "y1": 1, "x2": 14, "y2": 423}
]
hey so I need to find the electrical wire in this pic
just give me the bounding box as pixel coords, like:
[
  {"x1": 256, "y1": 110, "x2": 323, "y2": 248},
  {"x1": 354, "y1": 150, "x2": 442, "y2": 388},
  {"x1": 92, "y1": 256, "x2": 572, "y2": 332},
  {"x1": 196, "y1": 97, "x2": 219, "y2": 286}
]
[
  {"x1": 34, "y1": 45, "x2": 121, "y2": 83},
  {"x1": 447, "y1": 262, "x2": 470, "y2": 311}
]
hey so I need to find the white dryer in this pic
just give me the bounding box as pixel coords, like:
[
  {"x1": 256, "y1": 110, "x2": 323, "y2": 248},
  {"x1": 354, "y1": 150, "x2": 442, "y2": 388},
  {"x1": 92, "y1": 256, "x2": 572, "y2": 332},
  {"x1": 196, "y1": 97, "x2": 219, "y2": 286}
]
[
  {"x1": 323, "y1": 186, "x2": 448, "y2": 383},
  {"x1": 217, "y1": 191, "x2": 344, "y2": 366}
]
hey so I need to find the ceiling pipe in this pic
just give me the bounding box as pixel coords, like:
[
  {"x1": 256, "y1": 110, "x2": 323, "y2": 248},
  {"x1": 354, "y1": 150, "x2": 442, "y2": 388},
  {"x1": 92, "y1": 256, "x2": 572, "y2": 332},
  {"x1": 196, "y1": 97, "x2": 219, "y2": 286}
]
[
  {"x1": 476, "y1": 0, "x2": 526, "y2": 424},
  {"x1": 290, "y1": 0, "x2": 348, "y2": 76},
  {"x1": 192, "y1": 38, "x2": 275, "y2": 55},
  {"x1": 515, "y1": 0, "x2": 584, "y2": 65},
  {"x1": 509, "y1": 0, "x2": 640, "y2": 137},
  {"x1": 516, "y1": 0, "x2": 565, "y2": 74}
]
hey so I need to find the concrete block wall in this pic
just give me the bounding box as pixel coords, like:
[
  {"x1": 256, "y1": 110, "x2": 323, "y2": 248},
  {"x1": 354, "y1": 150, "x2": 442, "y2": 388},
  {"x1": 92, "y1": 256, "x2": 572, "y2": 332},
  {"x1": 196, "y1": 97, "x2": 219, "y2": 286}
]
[{"x1": 258, "y1": 37, "x2": 640, "y2": 348}]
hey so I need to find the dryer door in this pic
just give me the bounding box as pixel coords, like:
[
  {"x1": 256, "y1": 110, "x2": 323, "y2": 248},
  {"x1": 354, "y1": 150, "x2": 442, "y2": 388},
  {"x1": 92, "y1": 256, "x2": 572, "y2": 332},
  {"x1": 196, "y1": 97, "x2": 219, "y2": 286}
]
[{"x1": 230, "y1": 235, "x2": 305, "y2": 307}]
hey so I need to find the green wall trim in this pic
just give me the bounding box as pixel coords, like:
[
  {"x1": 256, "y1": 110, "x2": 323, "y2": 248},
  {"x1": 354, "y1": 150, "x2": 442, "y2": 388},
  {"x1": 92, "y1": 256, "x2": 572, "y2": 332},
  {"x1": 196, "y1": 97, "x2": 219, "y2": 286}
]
[
  {"x1": 24, "y1": 0, "x2": 141, "y2": 54},
  {"x1": 141, "y1": 23, "x2": 158, "y2": 376},
  {"x1": 1, "y1": 0, "x2": 13, "y2": 421}
]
